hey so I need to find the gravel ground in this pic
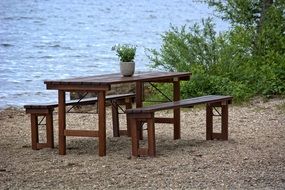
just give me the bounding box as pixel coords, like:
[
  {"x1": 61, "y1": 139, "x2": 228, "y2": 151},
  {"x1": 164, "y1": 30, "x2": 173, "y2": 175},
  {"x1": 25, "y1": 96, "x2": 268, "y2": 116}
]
[{"x1": 0, "y1": 98, "x2": 284, "y2": 189}]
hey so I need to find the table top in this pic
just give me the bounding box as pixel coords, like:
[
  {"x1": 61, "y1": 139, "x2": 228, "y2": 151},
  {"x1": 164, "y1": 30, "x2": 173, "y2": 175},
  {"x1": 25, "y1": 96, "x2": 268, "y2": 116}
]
[{"x1": 44, "y1": 71, "x2": 191, "y2": 86}]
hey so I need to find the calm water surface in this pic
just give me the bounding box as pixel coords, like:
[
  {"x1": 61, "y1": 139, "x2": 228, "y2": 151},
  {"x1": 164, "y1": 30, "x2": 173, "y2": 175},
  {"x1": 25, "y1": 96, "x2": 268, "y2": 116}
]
[{"x1": 0, "y1": 0, "x2": 228, "y2": 109}]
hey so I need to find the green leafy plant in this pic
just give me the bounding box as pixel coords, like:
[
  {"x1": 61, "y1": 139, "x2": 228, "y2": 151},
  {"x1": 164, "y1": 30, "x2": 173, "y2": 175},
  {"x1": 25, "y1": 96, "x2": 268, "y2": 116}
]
[
  {"x1": 147, "y1": 0, "x2": 285, "y2": 103},
  {"x1": 112, "y1": 44, "x2": 136, "y2": 62}
]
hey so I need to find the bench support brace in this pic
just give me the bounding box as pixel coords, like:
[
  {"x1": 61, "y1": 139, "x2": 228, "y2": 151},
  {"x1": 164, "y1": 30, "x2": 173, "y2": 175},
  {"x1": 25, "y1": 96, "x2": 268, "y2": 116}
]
[
  {"x1": 130, "y1": 113, "x2": 156, "y2": 157},
  {"x1": 111, "y1": 99, "x2": 133, "y2": 137},
  {"x1": 129, "y1": 99, "x2": 230, "y2": 157},
  {"x1": 206, "y1": 102, "x2": 228, "y2": 140},
  {"x1": 30, "y1": 109, "x2": 54, "y2": 150}
]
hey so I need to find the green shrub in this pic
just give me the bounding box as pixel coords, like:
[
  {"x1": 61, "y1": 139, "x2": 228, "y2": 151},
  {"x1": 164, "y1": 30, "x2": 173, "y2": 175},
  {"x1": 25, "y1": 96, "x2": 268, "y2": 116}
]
[
  {"x1": 147, "y1": 1, "x2": 285, "y2": 102},
  {"x1": 147, "y1": 16, "x2": 285, "y2": 102}
]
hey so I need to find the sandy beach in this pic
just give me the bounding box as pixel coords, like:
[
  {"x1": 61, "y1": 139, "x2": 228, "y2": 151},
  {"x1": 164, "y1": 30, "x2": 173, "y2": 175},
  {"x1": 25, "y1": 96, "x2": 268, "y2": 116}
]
[{"x1": 0, "y1": 98, "x2": 284, "y2": 189}]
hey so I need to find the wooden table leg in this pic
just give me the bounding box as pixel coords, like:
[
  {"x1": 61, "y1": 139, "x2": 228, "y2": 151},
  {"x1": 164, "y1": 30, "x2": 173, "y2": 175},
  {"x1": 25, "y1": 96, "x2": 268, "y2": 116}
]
[
  {"x1": 173, "y1": 79, "x2": 181, "y2": 139},
  {"x1": 221, "y1": 102, "x2": 228, "y2": 140},
  {"x1": 98, "y1": 91, "x2": 106, "y2": 156},
  {"x1": 111, "y1": 102, "x2": 119, "y2": 137},
  {"x1": 135, "y1": 81, "x2": 144, "y2": 140},
  {"x1": 46, "y1": 110, "x2": 54, "y2": 148},
  {"x1": 58, "y1": 90, "x2": 66, "y2": 155},
  {"x1": 31, "y1": 114, "x2": 38, "y2": 150},
  {"x1": 206, "y1": 103, "x2": 213, "y2": 140},
  {"x1": 130, "y1": 117, "x2": 139, "y2": 157}
]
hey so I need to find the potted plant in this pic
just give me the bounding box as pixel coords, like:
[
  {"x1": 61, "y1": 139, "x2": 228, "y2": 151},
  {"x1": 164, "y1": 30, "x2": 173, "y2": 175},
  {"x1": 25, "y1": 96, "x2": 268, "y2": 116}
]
[{"x1": 112, "y1": 44, "x2": 136, "y2": 77}]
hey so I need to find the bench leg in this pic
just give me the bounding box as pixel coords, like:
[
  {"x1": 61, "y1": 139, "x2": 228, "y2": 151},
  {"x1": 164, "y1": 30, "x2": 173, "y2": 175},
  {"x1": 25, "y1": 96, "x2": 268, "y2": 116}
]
[
  {"x1": 112, "y1": 98, "x2": 133, "y2": 137},
  {"x1": 31, "y1": 114, "x2": 39, "y2": 150},
  {"x1": 125, "y1": 101, "x2": 132, "y2": 137},
  {"x1": 147, "y1": 118, "x2": 156, "y2": 157},
  {"x1": 30, "y1": 112, "x2": 54, "y2": 150},
  {"x1": 221, "y1": 103, "x2": 228, "y2": 140},
  {"x1": 131, "y1": 118, "x2": 139, "y2": 157},
  {"x1": 206, "y1": 102, "x2": 229, "y2": 140},
  {"x1": 111, "y1": 102, "x2": 120, "y2": 137},
  {"x1": 130, "y1": 114, "x2": 156, "y2": 157},
  {"x1": 46, "y1": 112, "x2": 54, "y2": 148}
]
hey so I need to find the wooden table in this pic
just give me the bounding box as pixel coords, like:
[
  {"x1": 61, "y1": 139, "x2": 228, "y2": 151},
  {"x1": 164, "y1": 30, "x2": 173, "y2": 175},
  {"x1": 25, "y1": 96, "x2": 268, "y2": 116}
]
[{"x1": 44, "y1": 71, "x2": 191, "y2": 156}]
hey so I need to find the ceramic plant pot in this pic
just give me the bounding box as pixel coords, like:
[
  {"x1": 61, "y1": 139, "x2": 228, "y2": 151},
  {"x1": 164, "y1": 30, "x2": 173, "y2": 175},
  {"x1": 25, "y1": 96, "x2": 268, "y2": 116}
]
[{"x1": 120, "y1": 61, "x2": 135, "y2": 77}]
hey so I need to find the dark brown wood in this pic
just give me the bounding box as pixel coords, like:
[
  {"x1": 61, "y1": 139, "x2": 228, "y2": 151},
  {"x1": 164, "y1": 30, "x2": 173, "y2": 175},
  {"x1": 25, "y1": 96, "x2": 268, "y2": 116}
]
[
  {"x1": 46, "y1": 111, "x2": 54, "y2": 148},
  {"x1": 136, "y1": 81, "x2": 144, "y2": 140},
  {"x1": 64, "y1": 130, "x2": 98, "y2": 137},
  {"x1": 31, "y1": 114, "x2": 38, "y2": 150},
  {"x1": 127, "y1": 112, "x2": 153, "y2": 119},
  {"x1": 173, "y1": 79, "x2": 180, "y2": 140},
  {"x1": 58, "y1": 90, "x2": 66, "y2": 155},
  {"x1": 127, "y1": 95, "x2": 233, "y2": 157},
  {"x1": 67, "y1": 93, "x2": 135, "y2": 106},
  {"x1": 125, "y1": 99, "x2": 132, "y2": 137},
  {"x1": 98, "y1": 91, "x2": 106, "y2": 157},
  {"x1": 154, "y1": 117, "x2": 174, "y2": 123},
  {"x1": 130, "y1": 118, "x2": 139, "y2": 157},
  {"x1": 129, "y1": 113, "x2": 157, "y2": 157},
  {"x1": 206, "y1": 102, "x2": 229, "y2": 140},
  {"x1": 25, "y1": 93, "x2": 135, "y2": 152},
  {"x1": 112, "y1": 102, "x2": 119, "y2": 137},
  {"x1": 46, "y1": 84, "x2": 110, "y2": 91},
  {"x1": 43, "y1": 72, "x2": 191, "y2": 156},
  {"x1": 44, "y1": 72, "x2": 191, "y2": 87},
  {"x1": 126, "y1": 95, "x2": 232, "y2": 114},
  {"x1": 147, "y1": 118, "x2": 156, "y2": 157},
  {"x1": 24, "y1": 93, "x2": 135, "y2": 108},
  {"x1": 221, "y1": 103, "x2": 228, "y2": 140},
  {"x1": 28, "y1": 109, "x2": 55, "y2": 150},
  {"x1": 25, "y1": 108, "x2": 54, "y2": 114},
  {"x1": 110, "y1": 95, "x2": 134, "y2": 137},
  {"x1": 206, "y1": 104, "x2": 213, "y2": 140}
]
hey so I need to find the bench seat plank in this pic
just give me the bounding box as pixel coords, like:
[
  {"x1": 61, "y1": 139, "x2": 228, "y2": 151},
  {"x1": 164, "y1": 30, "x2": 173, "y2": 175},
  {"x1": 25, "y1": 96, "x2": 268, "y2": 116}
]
[
  {"x1": 126, "y1": 95, "x2": 232, "y2": 114},
  {"x1": 24, "y1": 93, "x2": 135, "y2": 109}
]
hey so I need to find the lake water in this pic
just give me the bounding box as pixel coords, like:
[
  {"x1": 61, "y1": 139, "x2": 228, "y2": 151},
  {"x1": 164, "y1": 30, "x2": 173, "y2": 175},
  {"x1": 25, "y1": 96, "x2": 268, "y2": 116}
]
[{"x1": 0, "y1": 0, "x2": 228, "y2": 109}]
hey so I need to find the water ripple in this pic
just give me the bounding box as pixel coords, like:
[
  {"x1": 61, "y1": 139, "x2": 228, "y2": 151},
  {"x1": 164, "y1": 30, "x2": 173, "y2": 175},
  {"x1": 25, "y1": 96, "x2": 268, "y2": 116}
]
[
  {"x1": 1, "y1": 43, "x2": 13, "y2": 47},
  {"x1": 0, "y1": 0, "x2": 228, "y2": 108}
]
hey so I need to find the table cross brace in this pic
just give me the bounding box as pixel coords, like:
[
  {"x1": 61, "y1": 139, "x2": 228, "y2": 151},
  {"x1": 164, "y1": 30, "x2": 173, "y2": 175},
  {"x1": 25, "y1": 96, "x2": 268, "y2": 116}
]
[
  {"x1": 212, "y1": 106, "x2": 222, "y2": 117},
  {"x1": 148, "y1": 82, "x2": 172, "y2": 102}
]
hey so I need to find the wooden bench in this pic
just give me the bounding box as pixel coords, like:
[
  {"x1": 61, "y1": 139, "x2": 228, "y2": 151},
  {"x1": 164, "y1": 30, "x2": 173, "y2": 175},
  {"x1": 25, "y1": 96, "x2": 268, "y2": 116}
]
[
  {"x1": 126, "y1": 95, "x2": 233, "y2": 157},
  {"x1": 24, "y1": 93, "x2": 135, "y2": 150}
]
